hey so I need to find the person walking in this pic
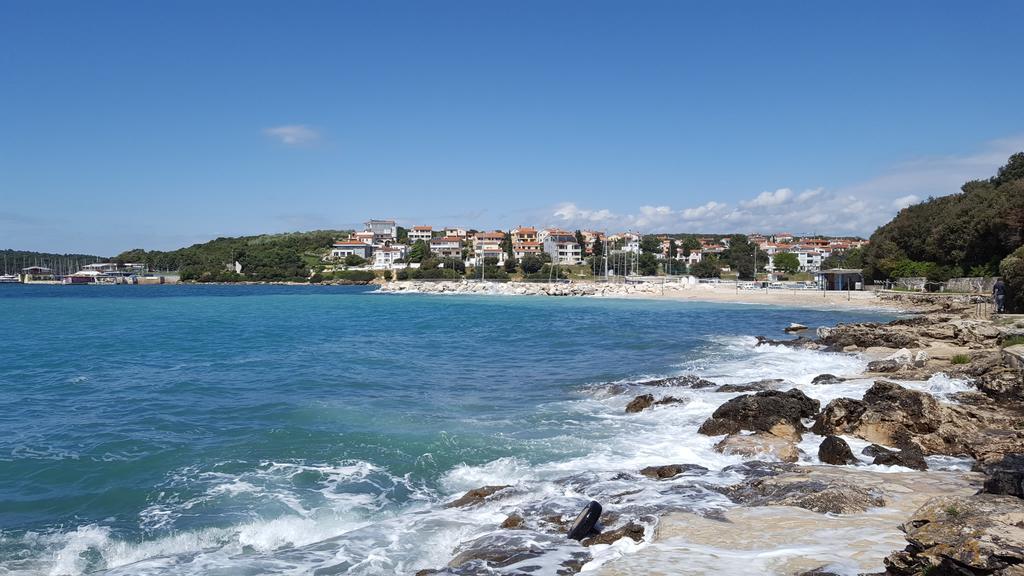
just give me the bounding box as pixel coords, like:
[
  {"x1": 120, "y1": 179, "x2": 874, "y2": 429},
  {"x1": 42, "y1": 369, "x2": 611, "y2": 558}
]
[{"x1": 993, "y1": 278, "x2": 1006, "y2": 314}]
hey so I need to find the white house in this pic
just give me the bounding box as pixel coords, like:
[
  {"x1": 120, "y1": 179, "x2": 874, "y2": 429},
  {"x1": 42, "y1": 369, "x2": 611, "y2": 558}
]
[
  {"x1": 471, "y1": 231, "x2": 506, "y2": 266},
  {"x1": 365, "y1": 219, "x2": 397, "y2": 245},
  {"x1": 540, "y1": 230, "x2": 582, "y2": 265},
  {"x1": 444, "y1": 227, "x2": 467, "y2": 238},
  {"x1": 795, "y1": 250, "x2": 824, "y2": 272},
  {"x1": 409, "y1": 226, "x2": 433, "y2": 243},
  {"x1": 372, "y1": 245, "x2": 408, "y2": 269},
  {"x1": 429, "y1": 236, "x2": 463, "y2": 259}
]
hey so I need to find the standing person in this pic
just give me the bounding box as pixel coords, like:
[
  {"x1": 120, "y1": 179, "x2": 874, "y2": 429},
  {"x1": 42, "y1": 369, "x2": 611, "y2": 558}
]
[{"x1": 993, "y1": 278, "x2": 1006, "y2": 313}]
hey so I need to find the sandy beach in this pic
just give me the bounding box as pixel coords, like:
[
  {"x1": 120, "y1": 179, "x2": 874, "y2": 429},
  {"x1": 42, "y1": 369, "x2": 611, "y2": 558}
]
[{"x1": 377, "y1": 280, "x2": 937, "y2": 312}]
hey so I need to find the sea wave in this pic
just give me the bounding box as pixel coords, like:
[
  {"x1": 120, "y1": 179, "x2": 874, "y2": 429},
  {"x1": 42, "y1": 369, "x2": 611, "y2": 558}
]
[{"x1": 2, "y1": 335, "x2": 974, "y2": 575}]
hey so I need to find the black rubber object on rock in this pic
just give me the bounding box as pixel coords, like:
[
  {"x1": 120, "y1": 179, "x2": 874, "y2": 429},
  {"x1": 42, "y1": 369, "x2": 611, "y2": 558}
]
[{"x1": 567, "y1": 501, "x2": 602, "y2": 541}]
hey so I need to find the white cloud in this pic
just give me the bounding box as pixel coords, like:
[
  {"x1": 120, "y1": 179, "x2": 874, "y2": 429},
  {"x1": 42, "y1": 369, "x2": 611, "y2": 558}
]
[
  {"x1": 543, "y1": 133, "x2": 1024, "y2": 236},
  {"x1": 892, "y1": 194, "x2": 921, "y2": 210},
  {"x1": 264, "y1": 124, "x2": 321, "y2": 146},
  {"x1": 552, "y1": 202, "x2": 615, "y2": 223},
  {"x1": 740, "y1": 188, "x2": 793, "y2": 208}
]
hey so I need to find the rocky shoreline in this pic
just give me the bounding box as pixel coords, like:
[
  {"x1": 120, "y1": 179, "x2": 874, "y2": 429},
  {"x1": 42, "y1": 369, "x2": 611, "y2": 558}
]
[{"x1": 419, "y1": 299, "x2": 1024, "y2": 575}]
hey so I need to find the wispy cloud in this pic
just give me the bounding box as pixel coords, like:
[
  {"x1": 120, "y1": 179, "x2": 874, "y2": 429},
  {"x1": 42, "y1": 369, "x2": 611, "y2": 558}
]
[
  {"x1": 263, "y1": 124, "x2": 321, "y2": 146},
  {"x1": 545, "y1": 134, "x2": 1024, "y2": 236}
]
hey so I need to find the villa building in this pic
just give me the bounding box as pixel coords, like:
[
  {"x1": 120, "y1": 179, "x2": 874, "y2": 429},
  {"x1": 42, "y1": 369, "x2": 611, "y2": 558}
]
[
  {"x1": 540, "y1": 229, "x2": 582, "y2": 265},
  {"x1": 331, "y1": 240, "x2": 373, "y2": 260},
  {"x1": 409, "y1": 226, "x2": 433, "y2": 243},
  {"x1": 372, "y1": 245, "x2": 407, "y2": 269},
  {"x1": 430, "y1": 236, "x2": 463, "y2": 259},
  {"x1": 365, "y1": 219, "x2": 397, "y2": 245},
  {"x1": 471, "y1": 231, "x2": 507, "y2": 266}
]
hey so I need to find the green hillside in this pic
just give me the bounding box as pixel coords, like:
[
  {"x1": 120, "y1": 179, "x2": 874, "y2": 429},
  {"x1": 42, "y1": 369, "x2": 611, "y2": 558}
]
[{"x1": 115, "y1": 230, "x2": 352, "y2": 282}]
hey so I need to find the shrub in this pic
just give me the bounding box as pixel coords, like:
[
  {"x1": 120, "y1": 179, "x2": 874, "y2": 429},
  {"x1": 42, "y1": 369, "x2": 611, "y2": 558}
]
[
  {"x1": 343, "y1": 254, "x2": 367, "y2": 266},
  {"x1": 1000, "y1": 246, "x2": 1024, "y2": 313},
  {"x1": 332, "y1": 270, "x2": 376, "y2": 283},
  {"x1": 950, "y1": 354, "x2": 971, "y2": 365},
  {"x1": 1001, "y1": 335, "x2": 1024, "y2": 348}
]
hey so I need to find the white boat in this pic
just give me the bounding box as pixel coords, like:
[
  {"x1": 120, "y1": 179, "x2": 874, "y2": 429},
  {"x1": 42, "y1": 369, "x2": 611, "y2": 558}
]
[{"x1": 0, "y1": 274, "x2": 20, "y2": 283}]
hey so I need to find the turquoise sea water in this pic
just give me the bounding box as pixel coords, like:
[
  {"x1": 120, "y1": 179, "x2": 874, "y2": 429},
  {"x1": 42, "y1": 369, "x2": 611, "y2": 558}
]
[{"x1": 0, "y1": 285, "x2": 895, "y2": 575}]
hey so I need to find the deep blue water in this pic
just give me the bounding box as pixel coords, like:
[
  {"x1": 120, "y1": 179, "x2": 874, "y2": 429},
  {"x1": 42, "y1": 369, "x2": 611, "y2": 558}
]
[{"x1": 0, "y1": 284, "x2": 894, "y2": 575}]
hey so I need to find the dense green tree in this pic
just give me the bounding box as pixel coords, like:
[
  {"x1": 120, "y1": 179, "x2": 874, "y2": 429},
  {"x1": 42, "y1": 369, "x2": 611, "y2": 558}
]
[
  {"x1": 638, "y1": 252, "x2": 658, "y2": 276},
  {"x1": 440, "y1": 257, "x2": 466, "y2": 273},
  {"x1": 1000, "y1": 246, "x2": 1024, "y2": 313},
  {"x1": 821, "y1": 247, "x2": 864, "y2": 271},
  {"x1": 504, "y1": 255, "x2": 518, "y2": 273},
  {"x1": 690, "y1": 257, "x2": 721, "y2": 279},
  {"x1": 408, "y1": 240, "x2": 431, "y2": 263},
  {"x1": 723, "y1": 235, "x2": 767, "y2": 280},
  {"x1": 500, "y1": 231, "x2": 513, "y2": 259},
  {"x1": 772, "y1": 252, "x2": 800, "y2": 274},
  {"x1": 680, "y1": 236, "x2": 701, "y2": 258},
  {"x1": 575, "y1": 230, "x2": 586, "y2": 251},
  {"x1": 520, "y1": 254, "x2": 543, "y2": 274},
  {"x1": 862, "y1": 154, "x2": 1024, "y2": 281},
  {"x1": 343, "y1": 254, "x2": 366, "y2": 267},
  {"x1": 640, "y1": 235, "x2": 661, "y2": 254}
]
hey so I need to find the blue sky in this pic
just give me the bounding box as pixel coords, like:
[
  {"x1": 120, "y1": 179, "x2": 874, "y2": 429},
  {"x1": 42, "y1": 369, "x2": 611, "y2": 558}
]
[{"x1": 2, "y1": 0, "x2": 1022, "y2": 255}]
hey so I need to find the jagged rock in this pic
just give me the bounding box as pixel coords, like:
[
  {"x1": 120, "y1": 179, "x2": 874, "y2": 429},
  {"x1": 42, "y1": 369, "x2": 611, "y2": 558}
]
[
  {"x1": 716, "y1": 379, "x2": 784, "y2": 393},
  {"x1": 811, "y1": 374, "x2": 845, "y2": 385},
  {"x1": 715, "y1": 432, "x2": 800, "y2": 463},
  {"x1": 796, "y1": 570, "x2": 842, "y2": 576},
  {"x1": 625, "y1": 394, "x2": 685, "y2": 413},
  {"x1": 638, "y1": 374, "x2": 717, "y2": 389},
  {"x1": 784, "y1": 323, "x2": 809, "y2": 333},
  {"x1": 625, "y1": 394, "x2": 654, "y2": 413},
  {"x1": 580, "y1": 521, "x2": 645, "y2": 547},
  {"x1": 698, "y1": 389, "x2": 820, "y2": 440},
  {"x1": 639, "y1": 463, "x2": 708, "y2": 480},
  {"x1": 811, "y1": 381, "x2": 946, "y2": 451},
  {"x1": 981, "y1": 453, "x2": 1024, "y2": 498},
  {"x1": 866, "y1": 359, "x2": 903, "y2": 373},
  {"x1": 883, "y1": 494, "x2": 1024, "y2": 575},
  {"x1": 501, "y1": 514, "x2": 524, "y2": 529},
  {"x1": 864, "y1": 444, "x2": 928, "y2": 470},
  {"x1": 816, "y1": 322, "x2": 920, "y2": 350},
  {"x1": 445, "y1": 485, "x2": 510, "y2": 508},
  {"x1": 447, "y1": 532, "x2": 590, "y2": 573},
  {"x1": 756, "y1": 335, "x2": 819, "y2": 349},
  {"x1": 818, "y1": 436, "x2": 857, "y2": 465},
  {"x1": 720, "y1": 471, "x2": 885, "y2": 514}
]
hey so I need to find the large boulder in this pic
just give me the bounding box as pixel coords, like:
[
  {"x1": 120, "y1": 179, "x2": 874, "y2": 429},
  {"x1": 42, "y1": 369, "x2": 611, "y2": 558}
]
[
  {"x1": 883, "y1": 494, "x2": 1024, "y2": 575},
  {"x1": 698, "y1": 389, "x2": 820, "y2": 440},
  {"x1": 580, "y1": 521, "x2": 646, "y2": 547},
  {"x1": 639, "y1": 464, "x2": 708, "y2": 480},
  {"x1": 625, "y1": 394, "x2": 684, "y2": 413},
  {"x1": 445, "y1": 485, "x2": 511, "y2": 508},
  {"x1": 810, "y1": 381, "x2": 950, "y2": 452},
  {"x1": 864, "y1": 444, "x2": 928, "y2": 471},
  {"x1": 818, "y1": 436, "x2": 857, "y2": 465},
  {"x1": 720, "y1": 471, "x2": 885, "y2": 514},
  {"x1": 816, "y1": 323, "x2": 920, "y2": 350},
  {"x1": 714, "y1": 432, "x2": 800, "y2": 463},
  {"x1": 981, "y1": 453, "x2": 1024, "y2": 498}
]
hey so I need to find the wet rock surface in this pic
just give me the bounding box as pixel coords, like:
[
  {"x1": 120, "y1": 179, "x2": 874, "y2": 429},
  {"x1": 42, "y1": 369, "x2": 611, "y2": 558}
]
[
  {"x1": 981, "y1": 453, "x2": 1024, "y2": 498},
  {"x1": 625, "y1": 394, "x2": 685, "y2": 413},
  {"x1": 818, "y1": 435, "x2": 858, "y2": 465},
  {"x1": 715, "y1": 432, "x2": 800, "y2": 462},
  {"x1": 719, "y1": 469, "x2": 886, "y2": 514},
  {"x1": 580, "y1": 521, "x2": 646, "y2": 547},
  {"x1": 866, "y1": 444, "x2": 928, "y2": 471},
  {"x1": 639, "y1": 464, "x2": 708, "y2": 480},
  {"x1": 698, "y1": 389, "x2": 820, "y2": 439},
  {"x1": 811, "y1": 373, "x2": 846, "y2": 385},
  {"x1": 883, "y1": 494, "x2": 1024, "y2": 575},
  {"x1": 716, "y1": 379, "x2": 785, "y2": 393},
  {"x1": 445, "y1": 485, "x2": 511, "y2": 508}
]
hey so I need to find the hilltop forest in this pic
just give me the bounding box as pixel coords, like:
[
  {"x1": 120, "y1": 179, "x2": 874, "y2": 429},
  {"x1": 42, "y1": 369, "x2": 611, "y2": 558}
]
[
  {"x1": 861, "y1": 153, "x2": 1024, "y2": 283},
  {"x1": 114, "y1": 230, "x2": 353, "y2": 282}
]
